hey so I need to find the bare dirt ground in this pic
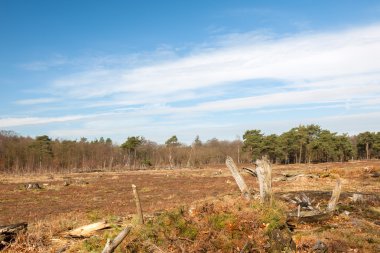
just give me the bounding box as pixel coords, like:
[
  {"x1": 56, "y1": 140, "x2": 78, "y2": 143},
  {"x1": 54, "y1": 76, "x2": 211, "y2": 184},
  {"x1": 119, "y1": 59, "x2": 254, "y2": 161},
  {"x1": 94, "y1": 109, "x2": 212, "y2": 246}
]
[
  {"x1": 0, "y1": 161, "x2": 379, "y2": 252},
  {"x1": 0, "y1": 161, "x2": 379, "y2": 224}
]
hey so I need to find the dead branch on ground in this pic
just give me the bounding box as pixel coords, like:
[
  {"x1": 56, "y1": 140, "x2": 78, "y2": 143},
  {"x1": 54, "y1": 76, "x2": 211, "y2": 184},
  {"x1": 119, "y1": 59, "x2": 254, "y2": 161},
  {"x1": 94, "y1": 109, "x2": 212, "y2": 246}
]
[{"x1": 101, "y1": 226, "x2": 132, "y2": 253}]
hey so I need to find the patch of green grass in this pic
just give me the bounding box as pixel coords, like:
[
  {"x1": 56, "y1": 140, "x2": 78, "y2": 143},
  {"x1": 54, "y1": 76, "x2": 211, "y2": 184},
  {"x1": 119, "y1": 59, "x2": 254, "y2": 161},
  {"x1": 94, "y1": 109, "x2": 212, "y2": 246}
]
[
  {"x1": 105, "y1": 214, "x2": 121, "y2": 224},
  {"x1": 337, "y1": 204, "x2": 356, "y2": 212},
  {"x1": 140, "y1": 186, "x2": 152, "y2": 193},
  {"x1": 259, "y1": 202, "x2": 287, "y2": 233},
  {"x1": 210, "y1": 233, "x2": 235, "y2": 251},
  {"x1": 137, "y1": 207, "x2": 199, "y2": 243},
  {"x1": 82, "y1": 236, "x2": 102, "y2": 252},
  {"x1": 103, "y1": 225, "x2": 123, "y2": 239},
  {"x1": 87, "y1": 210, "x2": 102, "y2": 222},
  {"x1": 209, "y1": 213, "x2": 236, "y2": 231},
  {"x1": 366, "y1": 207, "x2": 380, "y2": 219}
]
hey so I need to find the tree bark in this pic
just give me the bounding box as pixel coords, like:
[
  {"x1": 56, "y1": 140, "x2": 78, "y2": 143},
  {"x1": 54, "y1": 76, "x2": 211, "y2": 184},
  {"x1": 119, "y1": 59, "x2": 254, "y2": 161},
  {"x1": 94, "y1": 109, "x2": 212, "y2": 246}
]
[
  {"x1": 255, "y1": 158, "x2": 272, "y2": 204},
  {"x1": 326, "y1": 179, "x2": 342, "y2": 212},
  {"x1": 186, "y1": 146, "x2": 194, "y2": 167},
  {"x1": 134, "y1": 149, "x2": 137, "y2": 169},
  {"x1": 299, "y1": 145, "x2": 302, "y2": 164},
  {"x1": 66, "y1": 221, "x2": 110, "y2": 238},
  {"x1": 225, "y1": 156, "x2": 252, "y2": 200},
  {"x1": 132, "y1": 184, "x2": 144, "y2": 224},
  {"x1": 109, "y1": 156, "x2": 113, "y2": 170},
  {"x1": 168, "y1": 148, "x2": 173, "y2": 169}
]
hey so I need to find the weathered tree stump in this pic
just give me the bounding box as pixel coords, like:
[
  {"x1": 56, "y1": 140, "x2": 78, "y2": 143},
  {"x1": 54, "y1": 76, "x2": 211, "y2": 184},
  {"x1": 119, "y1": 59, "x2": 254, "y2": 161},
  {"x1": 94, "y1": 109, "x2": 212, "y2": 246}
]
[
  {"x1": 255, "y1": 158, "x2": 272, "y2": 204},
  {"x1": 225, "y1": 156, "x2": 252, "y2": 200},
  {"x1": 132, "y1": 184, "x2": 144, "y2": 224},
  {"x1": 326, "y1": 179, "x2": 342, "y2": 212},
  {"x1": 287, "y1": 179, "x2": 343, "y2": 227}
]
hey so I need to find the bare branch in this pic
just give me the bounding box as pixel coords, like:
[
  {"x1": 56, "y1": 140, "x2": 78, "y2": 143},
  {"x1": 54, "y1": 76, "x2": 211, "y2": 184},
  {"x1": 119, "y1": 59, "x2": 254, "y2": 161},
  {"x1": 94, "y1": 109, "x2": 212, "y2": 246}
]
[{"x1": 101, "y1": 226, "x2": 132, "y2": 253}]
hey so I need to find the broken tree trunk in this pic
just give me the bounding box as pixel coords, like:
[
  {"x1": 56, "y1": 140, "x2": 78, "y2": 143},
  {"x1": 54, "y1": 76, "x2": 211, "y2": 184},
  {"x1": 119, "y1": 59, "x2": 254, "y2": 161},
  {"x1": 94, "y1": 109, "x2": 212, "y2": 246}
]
[
  {"x1": 255, "y1": 158, "x2": 272, "y2": 204},
  {"x1": 287, "y1": 179, "x2": 343, "y2": 225},
  {"x1": 326, "y1": 179, "x2": 342, "y2": 212},
  {"x1": 101, "y1": 226, "x2": 132, "y2": 253},
  {"x1": 66, "y1": 221, "x2": 111, "y2": 238},
  {"x1": 225, "y1": 156, "x2": 252, "y2": 200},
  {"x1": 0, "y1": 222, "x2": 27, "y2": 249},
  {"x1": 132, "y1": 184, "x2": 144, "y2": 224}
]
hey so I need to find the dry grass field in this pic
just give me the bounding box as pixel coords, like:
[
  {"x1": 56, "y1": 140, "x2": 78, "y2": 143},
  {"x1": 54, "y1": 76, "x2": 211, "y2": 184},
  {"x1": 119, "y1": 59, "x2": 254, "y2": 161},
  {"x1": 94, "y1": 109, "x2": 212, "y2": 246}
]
[{"x1": 0, "y1": 160, "x2": 379, "y2": 252}]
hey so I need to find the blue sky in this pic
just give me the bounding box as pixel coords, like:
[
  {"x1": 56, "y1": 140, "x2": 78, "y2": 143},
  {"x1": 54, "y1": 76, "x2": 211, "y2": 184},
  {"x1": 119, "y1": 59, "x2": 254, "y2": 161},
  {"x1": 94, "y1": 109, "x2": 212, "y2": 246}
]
[{"x1": 1, "y1": 0, "x2": 380, "y2": 144}]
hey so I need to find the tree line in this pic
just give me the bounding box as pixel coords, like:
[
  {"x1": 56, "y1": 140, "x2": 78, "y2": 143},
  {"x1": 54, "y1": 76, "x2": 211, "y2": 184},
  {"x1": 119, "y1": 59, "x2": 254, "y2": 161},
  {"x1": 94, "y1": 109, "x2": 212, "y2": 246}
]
[{"x1": 0, "y1": 125, "x2": 379, "y2": 173}]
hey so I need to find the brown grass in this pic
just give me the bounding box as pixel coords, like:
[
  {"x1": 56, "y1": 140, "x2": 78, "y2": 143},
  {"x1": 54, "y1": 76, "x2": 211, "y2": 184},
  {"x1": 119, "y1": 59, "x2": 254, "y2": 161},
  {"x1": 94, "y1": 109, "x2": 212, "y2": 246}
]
[{"x1": 1, "y1": 161, "x2": 379, "y2": 252}]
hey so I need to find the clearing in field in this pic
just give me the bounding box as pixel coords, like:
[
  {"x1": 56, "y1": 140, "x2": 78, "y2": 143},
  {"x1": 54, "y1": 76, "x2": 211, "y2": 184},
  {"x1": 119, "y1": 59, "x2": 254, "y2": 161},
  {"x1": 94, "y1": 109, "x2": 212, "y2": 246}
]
[{"x1": 0, "y1": 160, "x2": 379, "y2": 252}]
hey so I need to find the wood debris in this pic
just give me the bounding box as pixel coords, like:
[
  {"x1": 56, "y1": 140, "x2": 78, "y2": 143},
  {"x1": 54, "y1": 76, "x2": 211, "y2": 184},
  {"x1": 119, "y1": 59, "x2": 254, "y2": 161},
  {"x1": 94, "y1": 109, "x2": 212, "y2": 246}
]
[{"x1": 65, "y1": 221, "x2": 111, "y2": 238}]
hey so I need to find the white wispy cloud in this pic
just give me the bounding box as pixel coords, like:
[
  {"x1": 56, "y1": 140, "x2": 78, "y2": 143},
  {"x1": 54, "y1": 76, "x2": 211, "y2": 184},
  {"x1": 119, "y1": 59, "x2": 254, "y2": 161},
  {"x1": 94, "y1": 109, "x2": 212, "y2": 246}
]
[
  {"x1": 0, "y1": 115, "x2": 92, "y2": 128},
  {"x1": 15, "y1": 98, "x2": 59, "y2": 105},
  {"x1": 7, "y1": 23, "x2": 380, "y2": 141},
  {"x1": 179, "y1": 84, "x2": 380, "y2": 113},
  {"x1": 50, "y1": 23, "x2": 380, "y2": 110}
]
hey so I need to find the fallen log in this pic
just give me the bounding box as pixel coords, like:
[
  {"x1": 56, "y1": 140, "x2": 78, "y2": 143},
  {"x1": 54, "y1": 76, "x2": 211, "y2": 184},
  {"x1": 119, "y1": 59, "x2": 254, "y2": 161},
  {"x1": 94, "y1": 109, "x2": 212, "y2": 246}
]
[
  {"x1": 101, "y1": 226, "x2": 132, "y2": 253},
  {"x1": 0, "y1": 222, "x2": 27, "y2": 249},
  {"x1": 287, "y1": 210, "x2": 332, "y2": 223},
  {"x1": 66, "y1": 221, "x2": 111, "y2": 238},
  {"x1": 225, "y1": 156, "x2": 252, "y2": 200}
]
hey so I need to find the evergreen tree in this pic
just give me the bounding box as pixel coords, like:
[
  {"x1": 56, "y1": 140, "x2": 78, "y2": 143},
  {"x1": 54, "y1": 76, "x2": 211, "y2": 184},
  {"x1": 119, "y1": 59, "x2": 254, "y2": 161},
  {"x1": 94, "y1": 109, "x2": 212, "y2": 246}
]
[
  {"x1": 242, "y1": 129, "x2": 264, "y2": 161},
  {"x1": 121, "y1": 136, "x2": 144, "y2": 168},
  {"x1": 357, "y1": 132, "x2": 375, "y2": 159}
]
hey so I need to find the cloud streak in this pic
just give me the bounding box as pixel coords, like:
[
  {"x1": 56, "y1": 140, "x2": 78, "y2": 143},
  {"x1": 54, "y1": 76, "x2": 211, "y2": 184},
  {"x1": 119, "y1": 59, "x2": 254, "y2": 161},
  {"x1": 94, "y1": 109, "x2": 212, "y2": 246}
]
[
  {"x1": 6, "y1": 23, "x2": 380, "y2": 142},
  {"x1": 0, "y1": 115, "x2": 92, "y2": 128},
  {"x1": 15, "y1": 98, "x2": 59, "y2": 105},
  {"x1": 50, "y1": 23, "x2": 380, "y2": 109}
]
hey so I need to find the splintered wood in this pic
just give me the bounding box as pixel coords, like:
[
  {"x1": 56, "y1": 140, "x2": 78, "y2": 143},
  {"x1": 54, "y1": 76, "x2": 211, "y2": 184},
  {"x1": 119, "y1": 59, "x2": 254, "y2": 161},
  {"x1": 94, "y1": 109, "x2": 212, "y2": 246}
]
[
  {"x1": 287, "y1": 178, "x2": 343, "y2": 224},
  {"x1": 255, "y1": 158, "x2": 272, "y2": 204},
  {"x1": 225, "y1": 156, "x2": 252, "y2": 200},
  {"x1": 66, "y1": 221, "x2": 110, "y2": 238},
  {"x1": 101, "y1": 226, "x2": 132, "y2": 253},
  {"x1": 326, "y1": 178, "x2": 342, "y2": 212}
]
